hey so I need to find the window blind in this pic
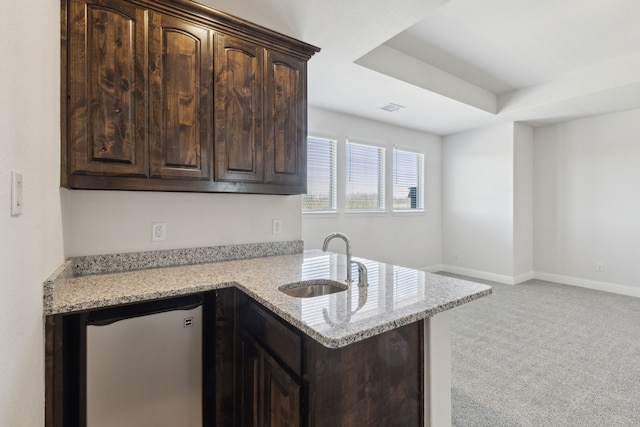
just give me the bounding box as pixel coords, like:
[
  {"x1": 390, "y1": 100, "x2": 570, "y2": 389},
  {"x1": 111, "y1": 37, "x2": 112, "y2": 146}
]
[
  {"x1": 393, "y1": 148, "x2": 424, "y2": 211},
  {"x1": 302, "y1": 137, "x2": 337, "y2": 212},
  {"x1": 346, "y1": 141, "x2": 385, "y2": 211}
]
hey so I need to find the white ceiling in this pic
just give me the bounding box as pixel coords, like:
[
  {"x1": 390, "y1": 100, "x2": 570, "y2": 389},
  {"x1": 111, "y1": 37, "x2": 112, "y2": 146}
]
[{"x1": 200, "y1": 0, "x2": 640, "y2": 135}]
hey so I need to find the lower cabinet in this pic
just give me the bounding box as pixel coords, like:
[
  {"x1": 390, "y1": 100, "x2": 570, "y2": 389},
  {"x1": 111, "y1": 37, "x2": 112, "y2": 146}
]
[
  {"x1": 236, "y1": 331, "x2": 301, "y2": 426},
  {"x1": 235, "y1": 332, "x2": 260, "y2": 427},
  {"x1": 220, "y1": 288, "x2": 424, "y2": 427},
  {"x1": 46, "y1": 288, "x2": 424, "y2": 427},
  {"x1": 262, "y1": 349, "x2": 301, "y2": 426}
]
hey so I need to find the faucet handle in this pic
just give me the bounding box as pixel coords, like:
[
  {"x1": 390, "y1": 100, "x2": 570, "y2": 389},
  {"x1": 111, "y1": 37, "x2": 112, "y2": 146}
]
[{"x1": 351, "y1": 260, "x2": 368, "y2": 287}]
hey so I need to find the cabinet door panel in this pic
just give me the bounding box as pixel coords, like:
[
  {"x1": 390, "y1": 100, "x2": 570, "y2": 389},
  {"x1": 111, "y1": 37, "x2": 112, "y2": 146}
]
[
  {"x1": 264, "y1": 51, "x2": 306, "y2": 187},
  {"x1": 236, "y1": 333, "x2": 261, "y2": 427},
  {"x1": 68, "y1": 0, "x2": 148, "y2": 176},
  {"x1": 263, "y1": 350, "x2": 300, "y2": 427},
  {"x1": 149, "y1": 14, "x2": 212, "y2": 180},
  {"x1": 214, "y1": 34, "x2": 264, "y2": 183}
]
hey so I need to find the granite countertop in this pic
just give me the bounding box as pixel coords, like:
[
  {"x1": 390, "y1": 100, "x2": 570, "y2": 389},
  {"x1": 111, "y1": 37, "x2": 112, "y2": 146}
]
[{"x1": 44, "y1": 244, "x2": 492, "y2": 348}]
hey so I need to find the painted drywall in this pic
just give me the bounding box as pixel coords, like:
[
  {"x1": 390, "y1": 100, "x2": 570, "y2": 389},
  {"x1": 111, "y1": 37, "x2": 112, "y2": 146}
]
[
  {"x1": 442, "y1": 123, "x2": 515, "y2": 280},
  {"x1": 534, "y1": 109, "x2": 640, "y2": 295},
  {"x1": 513, "y1": 123, "x2": 534, "y2": 280},
  {"x1": 0, "y1": 0, "x2": 65, "y2": 425},
  {"x1": 302, "y1": 107, "x2": 442, "y2": 270},
  {"x1": 63, "y1": 190, "x2": 302, "y2": 256}
]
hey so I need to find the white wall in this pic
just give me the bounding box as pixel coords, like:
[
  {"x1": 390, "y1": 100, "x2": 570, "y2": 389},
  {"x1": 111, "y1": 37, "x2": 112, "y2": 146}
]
[
  {"x1": 534, "y1": 109, "x2": 640, "y2": 295},
  {"x1": 442, "y1": 123, "x2": 516, "y2": 281},
  {"x1": 63, "y1": 190, "x2": 302, "y2": 256},
  {"x1": 513, "y1": 123, "x2": 534, "y2": 279},
  {"x1": 303, "y1": 107, "x2": 442, "y2": 270},
  {"x1": 0, "y1": 0, "x2": 65, "y2": 425}
]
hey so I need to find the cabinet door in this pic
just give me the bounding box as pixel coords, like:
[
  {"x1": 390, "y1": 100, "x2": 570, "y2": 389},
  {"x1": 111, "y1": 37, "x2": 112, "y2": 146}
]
[
  {"x1": 236, "y1": 333, "x2": 261, "y2": 427},
  {"x1": 67, "y1": 0, "x2": 149, "y2": 177},
  {"x1": 263, "y1": 350, "x2": 301, "y2": 427},
  {"x1": 236, "y1": 331, "x2": 301, "y2": 427},
  {"x1": 148, "y1": 13, "x2": 213, "y2": 180},
  {"x1": 263, "y1": 50, "x2": 306, "y2": 188},
  {"x1": 214, "y1": 34, "x2": 264, "y2": 183}
]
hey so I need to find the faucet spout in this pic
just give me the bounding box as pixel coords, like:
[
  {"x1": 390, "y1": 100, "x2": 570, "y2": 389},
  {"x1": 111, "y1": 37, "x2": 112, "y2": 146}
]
[{"x1": 322, "y1": 232, "x2": 353, "y2": 283}]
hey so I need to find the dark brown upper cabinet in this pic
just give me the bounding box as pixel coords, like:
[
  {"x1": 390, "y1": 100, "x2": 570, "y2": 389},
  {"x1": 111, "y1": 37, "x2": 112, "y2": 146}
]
[
  {"x1": 148, "y1": 12, "x2": 213, "y2": 181},
  {"x1": 61, "y1": 0, "x2": 319, "y2": 194},
  {"x1": 214, "y1": 34, "x2": 265, "y2": 184},
  {"x1": 66, "y1": 0, "x2": 149, "y2": 178},
  {"x1": 264, "y1": 50, "x2": 307, "y2": 188}
]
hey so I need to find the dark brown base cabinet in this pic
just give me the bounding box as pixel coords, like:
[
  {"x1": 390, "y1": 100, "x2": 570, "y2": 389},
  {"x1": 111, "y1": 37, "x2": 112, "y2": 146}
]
[
  {"x1": 216, "y1": 288, "x2": 424, "y2": 426},
  {"x1": 235, "y1": 331, "x2": 302, "y2": 426},
  {"x1": 46, "y1": 289, "x2": 424, "y2": 426},
  {"x1": 61, "y1": 0, "x2": 319, "y2": 195}
]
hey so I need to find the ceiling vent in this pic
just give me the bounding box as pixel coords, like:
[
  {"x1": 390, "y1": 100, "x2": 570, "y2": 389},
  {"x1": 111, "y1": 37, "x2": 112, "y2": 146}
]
[{"x1": 380, "y1": 103, "x2": 405, "y2": 112}]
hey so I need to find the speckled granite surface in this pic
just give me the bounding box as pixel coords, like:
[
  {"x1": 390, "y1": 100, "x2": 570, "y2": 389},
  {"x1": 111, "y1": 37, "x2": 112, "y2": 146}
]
[
  {"x1": 44, "y1": 247, "x2": 492, "y2": 348},
  {"x1": 71, "y1": 240, "x2": 304, "y2": 275},
  {"x1": 44, "y1": 241, "x2": 302, "y2": 313}
]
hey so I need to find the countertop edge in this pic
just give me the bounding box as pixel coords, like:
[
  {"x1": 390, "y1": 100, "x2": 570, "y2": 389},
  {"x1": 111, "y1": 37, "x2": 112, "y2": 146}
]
[
  {"x1": 43, "y1": 281, "x2": 240, "y2": 316},
  {"x1": 236, "y1": 282, "x2": 493, "y2": 349}
]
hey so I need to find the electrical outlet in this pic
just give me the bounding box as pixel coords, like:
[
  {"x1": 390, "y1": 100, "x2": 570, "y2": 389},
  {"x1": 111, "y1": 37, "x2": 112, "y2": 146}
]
[
  {"x1": 272, "y1": 219, "x2": 282, "y2": 235},
  {"x1": 596, "y1": 262, "x2": 604, "y2": 272},
  {"x1": 152, "y1": 222, "x2": 166, "y2": 241}
]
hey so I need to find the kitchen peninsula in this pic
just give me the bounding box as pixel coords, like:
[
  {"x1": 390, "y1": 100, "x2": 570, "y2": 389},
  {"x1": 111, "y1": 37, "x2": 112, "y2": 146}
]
[{"x1": 44, "y1": 241, "x2": 491, "y2": 426}]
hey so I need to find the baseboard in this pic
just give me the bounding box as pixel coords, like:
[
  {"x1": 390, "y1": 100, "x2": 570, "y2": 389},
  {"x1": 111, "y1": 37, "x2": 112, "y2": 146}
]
[
  {"x1": 427, "y1": 265, "x2": 640, "y2": 298},
  {"x1": 440, "y1": 265, "x2": 526, "y2": 285},
  {"x1": 421, "y1": 264, "x2": 443, "y2": 273},
  {"x1": 514, "y1": 271, "x2": 535, "y2": 284},
  {"x1": 533, "y1": 272, "x2": 640, "y2": 298}
]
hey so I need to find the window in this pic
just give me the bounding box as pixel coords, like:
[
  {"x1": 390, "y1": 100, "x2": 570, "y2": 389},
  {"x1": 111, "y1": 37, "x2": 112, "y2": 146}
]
[
  {"x1": 302, "y1": 137, "x2": 425, "y2": 215},
  {"x1": 392, "y1": 148, "x2": 424, "y2": 211},
  {"x1": 346, "y1": 141, "x2": 385, "y2": 211},
  {"x1": 302, "y1": 137, "x2": 337, "y2": 212}
]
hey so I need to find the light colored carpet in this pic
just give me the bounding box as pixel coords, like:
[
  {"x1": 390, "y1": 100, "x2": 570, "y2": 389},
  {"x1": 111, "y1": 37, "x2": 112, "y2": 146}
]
[{"x1": 444, "y1": 275, "x2": 640, "y2": 427}]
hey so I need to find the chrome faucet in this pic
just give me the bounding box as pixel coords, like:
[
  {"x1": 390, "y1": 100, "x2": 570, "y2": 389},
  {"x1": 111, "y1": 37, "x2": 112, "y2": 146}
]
[
  {"x1": 322, "y1": 232, "x2": 353, "y2": 282},
  {"x1": 321, "y1": 232, "x2": 367, "y2": 286}
]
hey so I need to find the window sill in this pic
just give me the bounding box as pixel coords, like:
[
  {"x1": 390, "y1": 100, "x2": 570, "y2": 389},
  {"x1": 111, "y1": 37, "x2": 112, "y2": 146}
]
[
  {"x1": 392, "y1": 210, "x2": 425, "y2": 216},
  {"x1": 302, "y1": 211, "x2": 340, "y2": 218},
  {"x1": 344, "y1": 210, "x2": 388, "y2": 217},
  {"x1": 302, "y1": 210, "x2": 425, "y2": 218}
]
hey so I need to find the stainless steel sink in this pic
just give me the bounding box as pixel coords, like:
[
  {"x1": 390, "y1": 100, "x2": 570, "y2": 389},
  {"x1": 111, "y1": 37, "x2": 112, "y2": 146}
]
[{"x1": 278, "y1": 279, "x2": 348, "y2": 298}]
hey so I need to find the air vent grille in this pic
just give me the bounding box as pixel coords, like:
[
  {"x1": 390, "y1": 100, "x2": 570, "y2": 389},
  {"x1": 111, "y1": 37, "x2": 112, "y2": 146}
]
[{"x1": 380, "y1": 103, "x2": 405, "y2": 112}]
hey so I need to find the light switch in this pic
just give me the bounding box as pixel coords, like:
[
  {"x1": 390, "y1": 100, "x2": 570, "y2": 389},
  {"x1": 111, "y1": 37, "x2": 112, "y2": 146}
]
[{"x1": 11, "y1": 171, "x2": 23, "y2": 216}]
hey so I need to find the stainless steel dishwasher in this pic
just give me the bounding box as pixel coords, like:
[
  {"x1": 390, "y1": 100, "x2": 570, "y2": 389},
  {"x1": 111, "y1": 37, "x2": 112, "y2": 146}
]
[{"x1": 85, "y1": 296, "x2": 202, "y2": 427}]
